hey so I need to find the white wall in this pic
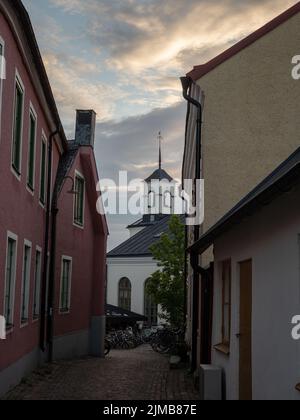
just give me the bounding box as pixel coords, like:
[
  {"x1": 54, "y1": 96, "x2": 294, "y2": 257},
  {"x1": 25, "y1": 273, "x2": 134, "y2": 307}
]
[
  {"x1": 107, "y1": 257, "x2": 158, "y2": 317},
  {"x1": 211, "y1": 184, "x2": 300, "y2": 400}
]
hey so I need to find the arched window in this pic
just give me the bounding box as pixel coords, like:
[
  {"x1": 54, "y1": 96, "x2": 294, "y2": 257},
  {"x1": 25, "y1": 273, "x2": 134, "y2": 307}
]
[
  {"x1": 144, "y1": 279, "x2": 158, "y2": 326},
  {"x1": 148, "y1": 191, "x2": 156, "y2": 210},
  {"x1": 163, "y1": 191, "x2": 173, "y2": 212},
  {"x1": 118, "y1": 278, "x2": 131, "y2": 311}
]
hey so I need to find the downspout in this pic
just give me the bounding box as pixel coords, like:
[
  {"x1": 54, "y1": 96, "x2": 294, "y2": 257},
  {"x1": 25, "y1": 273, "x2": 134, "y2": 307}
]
[
  {"x1": 47, "y1": 175, "x2": 75, "y2": 363},
  {"x1": 47, "y1": 199, "x2": 58, "y2": 363},
  {"x1": 40, "y1": 129, "x2": 59, "y2": 352},
  {"x1": 180, "y1": 76, "x2": 203, "y2": 372}
]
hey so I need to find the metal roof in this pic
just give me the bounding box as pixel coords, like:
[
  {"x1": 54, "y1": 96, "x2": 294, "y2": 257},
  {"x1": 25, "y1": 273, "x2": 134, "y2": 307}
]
[
  {"x1": 145, "y1": 168, "x2": 173, "y2": 183},
  {"x1": 52, "y1": 141, "x2": 79, "y2": 206},
  {"x1": 189, "y1": 146, "x2": 300, "y2": 255},
  {"x1": 108, "y1": 214, "x2": 185, "y2": 258}
]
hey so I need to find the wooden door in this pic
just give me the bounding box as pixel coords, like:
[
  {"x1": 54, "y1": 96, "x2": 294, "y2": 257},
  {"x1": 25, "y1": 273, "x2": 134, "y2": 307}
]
[{"x1": 239, "y1": 260, "x2": 252, "y2": 401}]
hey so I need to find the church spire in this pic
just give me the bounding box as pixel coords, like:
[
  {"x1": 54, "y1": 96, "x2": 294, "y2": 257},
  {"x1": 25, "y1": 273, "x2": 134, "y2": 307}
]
[{"x1": 158, "y1": 131, "x2": 162, "y2": 171}]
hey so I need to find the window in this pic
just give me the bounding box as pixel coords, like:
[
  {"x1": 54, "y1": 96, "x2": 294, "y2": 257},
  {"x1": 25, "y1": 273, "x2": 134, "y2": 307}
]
[
  {"x1": 33, "y1": 248, "x2": 42, "y2": 319},
  {"x1": 144, "y1": 279, "x2": 158, "y2": 326},
  {"x1": 12, "y1": 75, "x2": 24, "y2": 174},
  {"x1": 74, "y1": 173, "x2": 85, "y2": 226},
  {"x1": 21, "y1": 242, "x2": 31, "y2": 325},
  {"x1": 39, "y1": 136, "x2": 47, "y2": 204},
  {"x1": 4, "y1": 234, "x2": 17, "y2": 328},
  {"x1": 119, "y1": 278, "x2": 131, "y2": 311},
  {"x1": 60, "y1": 257, "x2": 72, "y2": 313},
  {"x1": 27, "y1": 107, "x2": 37, "y2": 191},
  {"x1": 222, "y1": 260, "x2": 232, "y2": 347}
]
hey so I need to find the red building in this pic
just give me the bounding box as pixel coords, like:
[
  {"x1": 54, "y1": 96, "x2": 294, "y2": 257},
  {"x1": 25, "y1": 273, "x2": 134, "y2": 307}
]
[{"x1": 0, "y1": 0, "x2": 108, "y2": 396}]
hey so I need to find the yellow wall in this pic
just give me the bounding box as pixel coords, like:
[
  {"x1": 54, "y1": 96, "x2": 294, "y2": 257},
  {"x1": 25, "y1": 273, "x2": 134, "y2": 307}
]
[{"x1": 196, "y1": 12, "x2": 300, "y2": 243}]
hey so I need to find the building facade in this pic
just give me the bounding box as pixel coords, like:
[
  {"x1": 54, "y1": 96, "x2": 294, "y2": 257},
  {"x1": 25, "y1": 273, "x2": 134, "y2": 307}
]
[
  {"x1": 181, "y1": 2, "x2": 300, "y2": 370},
  {"x1": 0, "y1": 0, "x2": 108, "y2": 396},
  {"x1": 190, "y1": 148, "x2": 300, "y2": 400},
  {"x1": 107, "y1": 166, "x2": 176, "y2": 326}
]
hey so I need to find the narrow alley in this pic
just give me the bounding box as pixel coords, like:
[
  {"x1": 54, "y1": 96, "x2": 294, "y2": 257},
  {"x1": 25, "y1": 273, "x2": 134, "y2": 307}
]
[{"x1": 3, "y1": 346, "x2": 199, "y2": 401}]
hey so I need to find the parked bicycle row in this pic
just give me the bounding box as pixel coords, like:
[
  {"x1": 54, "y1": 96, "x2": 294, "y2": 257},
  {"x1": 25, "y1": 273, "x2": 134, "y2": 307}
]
[{"x1": 105, "y1": 326, "x2": 186, "y2": 356}]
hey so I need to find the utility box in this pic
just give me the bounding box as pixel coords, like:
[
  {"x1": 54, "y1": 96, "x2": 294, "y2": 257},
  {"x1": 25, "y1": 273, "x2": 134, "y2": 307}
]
[{"x1": 199, "y1": 365, "x2": 222, "y2": 400}]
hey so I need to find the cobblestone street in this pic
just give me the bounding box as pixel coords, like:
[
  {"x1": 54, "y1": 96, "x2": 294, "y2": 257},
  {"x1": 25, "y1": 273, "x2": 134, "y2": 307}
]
[{"x1": 3, "y1": 346, "x2": 199, "y2": 400}]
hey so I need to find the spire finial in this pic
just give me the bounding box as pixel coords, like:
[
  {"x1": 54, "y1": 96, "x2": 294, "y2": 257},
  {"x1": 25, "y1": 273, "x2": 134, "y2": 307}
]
[{"x1": 158, "y1": 131, "x2": 162, "y2": 171}]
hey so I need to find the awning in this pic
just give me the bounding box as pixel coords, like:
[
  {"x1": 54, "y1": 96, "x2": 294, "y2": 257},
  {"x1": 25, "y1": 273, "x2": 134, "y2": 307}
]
[{"x1": 106, "y1": 304, "x2": 147, "y2": 322}]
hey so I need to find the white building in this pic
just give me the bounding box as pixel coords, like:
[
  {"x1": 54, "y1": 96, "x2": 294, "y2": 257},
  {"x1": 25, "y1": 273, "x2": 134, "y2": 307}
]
[
  {"x1": 107, "y1": 164, "x2": 175, "y2": 326},
  {"x1": 189, "y1": 146, "x2": 300, "y2": 400}
]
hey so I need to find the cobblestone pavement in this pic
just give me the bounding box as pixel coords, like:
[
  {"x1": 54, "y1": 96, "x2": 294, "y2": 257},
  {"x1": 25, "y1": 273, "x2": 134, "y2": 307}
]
[{"x1": 3, "y1": 346, "x2": 200, "y2": 400}]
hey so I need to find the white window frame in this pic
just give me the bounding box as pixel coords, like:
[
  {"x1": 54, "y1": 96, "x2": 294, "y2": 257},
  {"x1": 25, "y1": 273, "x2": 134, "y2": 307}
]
[
  {"x1": 26, "y1": 102, "x2": 37, "y2": 195},
  {"x1": 39, "y1": 131, "x2": 47, "y2": 208},
  {"x1": 73, "y1": 170, "x2": 85, "y2": 229},
  {"x1": 0, "y1": 36, "x2": 5, "y2": 145},
  {"x1": 59, "y1": 256, "x2": 72, "y2": 314},
  {"x1": 33, "y1": 245, "x2": 42, "y2": 320},
  {"x1": 20, "y1": 239, "x2": 32, "y2": 326},
  {"x1": 11, "y1": 69, "x2": 25, "y2": 180},
  {"x1": 3, "y1": 231, "x2": 18, "y2": 331}
]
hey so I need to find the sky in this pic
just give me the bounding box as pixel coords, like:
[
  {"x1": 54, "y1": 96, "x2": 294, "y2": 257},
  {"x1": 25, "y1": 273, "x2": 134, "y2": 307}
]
[{"x1": 22, "y1": 0, "x2": 298, "y2": 249}]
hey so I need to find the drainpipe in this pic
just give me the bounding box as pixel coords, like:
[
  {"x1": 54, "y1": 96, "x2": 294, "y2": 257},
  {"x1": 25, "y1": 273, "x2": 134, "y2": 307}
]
[
  {"x1": 47, "y1": 176, "x2": 76, "y2": 363},
  {"x1": 47, "y1": 201, "x2": 58, "y2": 363},
  {"x1": 40, "y1": 129, "x2": 59, "y2": 352},
  {"x1": 180, "y1": 76, "x2": 203, "y2": 373}
]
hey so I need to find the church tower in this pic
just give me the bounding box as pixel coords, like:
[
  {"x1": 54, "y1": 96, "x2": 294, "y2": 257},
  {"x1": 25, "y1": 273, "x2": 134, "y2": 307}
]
[{"x1": 127, "y1": 133, "x2": 174, "y2": 237}]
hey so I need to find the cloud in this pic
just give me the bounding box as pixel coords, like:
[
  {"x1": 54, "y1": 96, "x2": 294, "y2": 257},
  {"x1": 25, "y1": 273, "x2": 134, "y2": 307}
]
[
  {"x1": 45, "y1": 0, "x2": 298, "y2": 119},
  {"x1": 93, "y1": 102, "x2": 186, "y2": 250},
  {"x1": 42, "y1": 52, "x2": 126, "y2": 131},
  {"x1": 50, "y1": 0, "x2": 298, "y2": 75},
  {"x1": 94, "y1": 102, "x2": 186, "y2": 182}
]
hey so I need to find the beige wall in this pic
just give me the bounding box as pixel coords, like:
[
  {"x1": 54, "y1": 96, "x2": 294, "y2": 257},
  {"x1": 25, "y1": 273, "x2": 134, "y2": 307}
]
[
  {"x1": 184, "y1": 11, "x2": 300, "y2": 366},
  {"x1": 197, "y1": 12, "x2": 300, "y2": 243}
]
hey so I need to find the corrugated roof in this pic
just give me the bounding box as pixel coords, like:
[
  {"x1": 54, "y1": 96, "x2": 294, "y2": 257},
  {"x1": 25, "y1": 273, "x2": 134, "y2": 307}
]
[
  {"x1": 189, "y1": 146, "x2": 300, "y2": 254},
  {"x1": 108, "y1": 215, "x2": 185, "y2": 258}
]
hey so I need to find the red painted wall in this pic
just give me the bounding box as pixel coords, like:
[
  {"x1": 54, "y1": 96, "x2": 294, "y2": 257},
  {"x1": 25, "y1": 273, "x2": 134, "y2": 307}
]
[
  {"x1": 54, "y1": 149, "x2": 107, "y2": 337},
  {"x1": 0, "y1": 12, "x2": 59, "y2": 371},
  {"x1": 0, "y1": 8, "x2": 107, "y2": 374}
]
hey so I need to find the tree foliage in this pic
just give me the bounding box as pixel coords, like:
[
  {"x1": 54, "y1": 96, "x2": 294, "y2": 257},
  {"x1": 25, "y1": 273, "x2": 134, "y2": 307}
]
[{"x1": 146, "y1": 215, "x2": 185, "y2": 327}]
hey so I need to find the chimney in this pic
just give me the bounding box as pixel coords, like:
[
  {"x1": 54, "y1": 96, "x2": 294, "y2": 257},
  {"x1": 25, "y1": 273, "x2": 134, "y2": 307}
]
[{"x1": 75, "y1": 110, "x2": 96, "y2": 147}]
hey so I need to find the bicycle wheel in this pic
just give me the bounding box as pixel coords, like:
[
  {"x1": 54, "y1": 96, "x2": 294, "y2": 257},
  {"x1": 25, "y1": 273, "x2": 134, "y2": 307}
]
[{"x1": 104, "y1": 339, "x2": 111, "y2": 356}]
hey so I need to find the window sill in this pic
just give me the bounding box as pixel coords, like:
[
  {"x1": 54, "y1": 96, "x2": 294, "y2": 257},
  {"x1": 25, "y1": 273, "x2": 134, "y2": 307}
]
[
  {"x1": 11, "y1": 165, "x2": 21, "y2": 180},
  {"x1": 214, "y1": 343, "x2": 230, "y2": 356},
  {"x1": 6, "y1": 325, "x2": 14, "y2": 334},
  {"x1": 59, "y1": 309, "x2": 70, "y2": 315},
  {"x1": 73, "y1": 221, "x2": 84, "y2": 230},
  {"x1": 27, "y1": 184, "x2": 35, "y2": 195}
]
